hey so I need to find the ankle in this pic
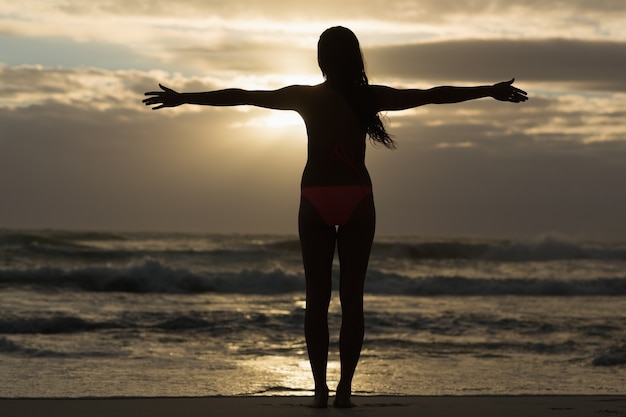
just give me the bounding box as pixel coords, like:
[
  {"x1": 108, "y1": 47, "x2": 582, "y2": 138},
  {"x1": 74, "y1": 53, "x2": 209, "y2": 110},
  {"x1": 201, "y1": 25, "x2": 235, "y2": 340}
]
[
  {"x1": 333, "y1": 388, "x2": 355, "y2": 409},
  {"x1": 308, "y1": 387, "x2": 329, "y2": 409},
  {"x1": 336, "y1": 380, "x2": 351, "y2": 396}
]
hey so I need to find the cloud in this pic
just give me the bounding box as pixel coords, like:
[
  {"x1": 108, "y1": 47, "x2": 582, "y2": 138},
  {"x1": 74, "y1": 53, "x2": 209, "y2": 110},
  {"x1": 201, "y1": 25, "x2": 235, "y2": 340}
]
[
  {"x1": 0, "y1": 64, "x2": 223, "y2": 111},
  {"x1": 4, "y1": 64, "x2": 624, "y2": 148},
  {"x1": 8, "y1": 0, "x2": 626, "y2": 23},
  {"x1": 1, "y1": 64, "x2": 625, "y2": 239},
  {"x1": 365, "y1": 38, "x2": 626, "y2": 92},
  {"x1": 3, "y1": 0, "x2": 625, "y2": 89},
  {"x1": 0, "y1": 64, "x2": 307, "y2": 232},
  {"x1": 388, "y1": 92, "x2": 626, "y2": 146},
  {"x1": 3, "y1": 0, "x2": 625, "y2": 65},
  {"x1": 2, "y1": 1, "x2": 625, "y2": 238}
]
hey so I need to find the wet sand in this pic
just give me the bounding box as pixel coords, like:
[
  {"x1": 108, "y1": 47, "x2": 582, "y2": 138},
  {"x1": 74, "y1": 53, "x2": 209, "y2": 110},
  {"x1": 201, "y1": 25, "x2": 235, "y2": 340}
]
[{"x1": 2, "y1": 395, "x2": 625, "y2": 417}]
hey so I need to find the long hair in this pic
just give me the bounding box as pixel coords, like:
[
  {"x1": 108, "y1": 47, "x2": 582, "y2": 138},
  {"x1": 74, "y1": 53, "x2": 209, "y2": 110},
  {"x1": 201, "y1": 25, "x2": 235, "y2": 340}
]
[{"x1": 317, "y1": 26, "x2": 395, "y2": 149}]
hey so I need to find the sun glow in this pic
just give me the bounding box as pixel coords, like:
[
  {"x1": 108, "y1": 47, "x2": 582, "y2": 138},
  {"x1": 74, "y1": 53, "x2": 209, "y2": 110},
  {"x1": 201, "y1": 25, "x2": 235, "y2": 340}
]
[
  {"x1": 231, "y1": 110, "x2": 304, "y2": 129},
  {"x1": 263, "y1": 110, "x2": 304, "y2": 128}
]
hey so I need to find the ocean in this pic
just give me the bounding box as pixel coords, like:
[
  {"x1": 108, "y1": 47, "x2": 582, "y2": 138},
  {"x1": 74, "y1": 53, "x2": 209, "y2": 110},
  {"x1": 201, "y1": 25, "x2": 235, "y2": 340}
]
[{"x1": 1, "y1": 229, "x2": 625, "y2": 397}]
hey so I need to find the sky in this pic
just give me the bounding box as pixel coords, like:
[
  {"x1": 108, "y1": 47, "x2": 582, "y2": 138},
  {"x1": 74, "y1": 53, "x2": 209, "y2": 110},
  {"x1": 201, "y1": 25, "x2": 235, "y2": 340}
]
[{"x1": 1, "y1": 0, "x2": 626, "y2": 241}]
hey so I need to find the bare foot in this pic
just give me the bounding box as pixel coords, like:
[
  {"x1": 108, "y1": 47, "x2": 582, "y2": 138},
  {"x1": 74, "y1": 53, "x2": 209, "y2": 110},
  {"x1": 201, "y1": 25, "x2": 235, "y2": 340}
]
[
  {"x1": 308, "y1": 388, "x2": 329, "y2": 408},
  {"x1": 333, "y1": 396, "x2": 356, "y2": 408},
  {"x1": 334, "y1": 382, "x2": 355, "y2": 408}
]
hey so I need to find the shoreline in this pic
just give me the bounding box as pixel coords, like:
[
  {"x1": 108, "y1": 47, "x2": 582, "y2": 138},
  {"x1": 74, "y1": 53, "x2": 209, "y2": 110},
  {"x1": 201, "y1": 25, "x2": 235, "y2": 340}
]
[{"x1": 2, "y1": 395, "x2": 625, "y2": 417}]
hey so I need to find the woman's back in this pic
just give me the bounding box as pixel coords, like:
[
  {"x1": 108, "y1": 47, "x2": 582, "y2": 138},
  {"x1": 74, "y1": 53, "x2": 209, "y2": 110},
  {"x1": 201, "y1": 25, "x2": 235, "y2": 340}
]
[{"x1": 298, "y1": 83, "x2": 370, "y2": 188}]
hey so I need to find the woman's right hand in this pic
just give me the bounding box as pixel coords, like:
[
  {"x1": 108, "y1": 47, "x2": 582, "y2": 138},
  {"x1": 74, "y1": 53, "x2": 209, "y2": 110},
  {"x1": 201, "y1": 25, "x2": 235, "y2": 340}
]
[{"x1": 491, "y1": 79, "x2": 528, "y2": 103}]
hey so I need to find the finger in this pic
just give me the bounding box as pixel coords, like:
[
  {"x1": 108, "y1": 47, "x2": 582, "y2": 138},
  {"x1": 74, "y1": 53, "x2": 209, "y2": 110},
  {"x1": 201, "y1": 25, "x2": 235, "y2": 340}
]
[
  {"x1": 144, "y1": 91, "x2": 164, "y2": 96},
  {"x1": 152, "y1": 104, "x2": 165, "y2": 110},
  {"x1": 511, "y1": 86, "x2": 527, "y2": 95},
  {"x1": 159, "y1": 84, "x2": 174, "y2": 92}
]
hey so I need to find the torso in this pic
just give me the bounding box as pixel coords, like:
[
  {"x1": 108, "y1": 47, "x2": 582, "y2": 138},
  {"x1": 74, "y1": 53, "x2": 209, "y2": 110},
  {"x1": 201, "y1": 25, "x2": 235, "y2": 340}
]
[{"x1": 298, "y1": 83, "x2": 372, "y2": 188}]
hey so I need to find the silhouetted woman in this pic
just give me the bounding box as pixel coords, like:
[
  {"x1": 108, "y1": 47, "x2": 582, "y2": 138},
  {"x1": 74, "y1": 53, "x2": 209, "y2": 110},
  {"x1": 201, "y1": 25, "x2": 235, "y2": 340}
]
[{"x1": 143, "y1": 26, "x2": 527, "y2": 408}]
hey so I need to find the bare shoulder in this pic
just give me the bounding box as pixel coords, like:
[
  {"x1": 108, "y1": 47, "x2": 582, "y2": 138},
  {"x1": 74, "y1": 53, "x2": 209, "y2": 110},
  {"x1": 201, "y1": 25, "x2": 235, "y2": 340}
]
[
  {"x1": 274, "y1": 84, "x2": 321, "y2": 102},
  {"x1": 295, "y1": 83, "x2": 330, "y2": 97},
  {"x1": 282, "y1": 83, "x2": 331, "y2": 109},
  {"x1": 282, "y1": 84, "x2": 320, "y2": 93},
  {"x1": 243, "y1": 84, "x2": 319, "y2": 110}
]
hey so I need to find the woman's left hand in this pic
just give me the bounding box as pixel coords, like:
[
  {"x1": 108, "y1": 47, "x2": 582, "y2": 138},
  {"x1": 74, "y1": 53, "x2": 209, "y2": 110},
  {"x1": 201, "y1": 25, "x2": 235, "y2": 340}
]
[{"x1": 143, "y1": 84, "x2": 184, "y2": 110}]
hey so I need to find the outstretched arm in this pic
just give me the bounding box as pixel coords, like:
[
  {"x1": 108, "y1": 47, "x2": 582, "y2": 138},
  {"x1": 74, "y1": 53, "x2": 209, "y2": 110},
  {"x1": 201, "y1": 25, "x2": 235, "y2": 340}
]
[
  {"x1": 143, "y1": 84, "x2": 307, "y2": 111},
  {"x1": 373, "y1": 79, "x2": 528, "y2": 111}
]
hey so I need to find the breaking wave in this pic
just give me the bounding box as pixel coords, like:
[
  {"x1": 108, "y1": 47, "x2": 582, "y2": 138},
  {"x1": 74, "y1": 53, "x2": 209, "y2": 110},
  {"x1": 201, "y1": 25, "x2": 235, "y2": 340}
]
[{"x1": 1, "y1": 260, "x2": 625, "y2": 295}]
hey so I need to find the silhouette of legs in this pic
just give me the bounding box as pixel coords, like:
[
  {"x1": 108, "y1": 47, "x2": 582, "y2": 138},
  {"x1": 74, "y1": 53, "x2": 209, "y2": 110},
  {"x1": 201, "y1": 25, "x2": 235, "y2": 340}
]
[
  {"x1": 298, "y1": 194, "x2": 375, "y2": 408},
  {"x1": 335, "y1": 194, "x2": 375, "y2": 407},
  {"x1": 299, "y1": 196, "x2": 335, "y2": 408}
]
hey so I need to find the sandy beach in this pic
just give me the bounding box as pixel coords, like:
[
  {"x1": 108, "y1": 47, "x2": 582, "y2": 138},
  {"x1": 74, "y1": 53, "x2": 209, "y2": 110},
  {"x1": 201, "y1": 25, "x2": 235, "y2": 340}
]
[{"x1": 2, "y1": 396, "x2": 625, "y2": 417}]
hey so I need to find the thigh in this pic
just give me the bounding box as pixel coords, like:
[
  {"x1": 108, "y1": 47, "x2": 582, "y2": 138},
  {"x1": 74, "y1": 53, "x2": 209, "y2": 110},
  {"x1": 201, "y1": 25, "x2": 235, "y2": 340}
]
[
  {"x1": 299, "y1": 196, "x2": 337, "y2": 299},
  {"x1": 336, "y1": 194, "x2": 376, "y2": 292}
]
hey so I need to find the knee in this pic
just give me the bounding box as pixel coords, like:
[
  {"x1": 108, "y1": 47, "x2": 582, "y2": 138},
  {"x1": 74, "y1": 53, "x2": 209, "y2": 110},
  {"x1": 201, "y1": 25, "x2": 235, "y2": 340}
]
[
  {"x1": 339, "y1": 295, "x2": 363, "y2": 316},
  {"x1": 306, "y1": 292, "x2": 331, "y2": 311},
  {"x1": 339, "y1": 283, "x2": 364, "y2": 308},
  {"x1": 307, "y1": 299, "x2": 331, "y2": 314}
]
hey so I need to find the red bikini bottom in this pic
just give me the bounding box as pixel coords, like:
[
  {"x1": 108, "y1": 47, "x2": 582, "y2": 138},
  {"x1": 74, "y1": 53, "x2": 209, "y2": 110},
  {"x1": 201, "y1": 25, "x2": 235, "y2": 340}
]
[{"x1": 301, "y1": 185, "x2": 373, "y2": 226}]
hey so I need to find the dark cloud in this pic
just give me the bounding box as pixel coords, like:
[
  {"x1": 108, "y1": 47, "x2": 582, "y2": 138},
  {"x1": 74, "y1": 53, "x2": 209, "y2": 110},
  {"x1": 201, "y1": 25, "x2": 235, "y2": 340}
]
[
  {"x1": 369, "y1": 120, "x2": 626, "y2": 241},
  {"x1": 0, "y1": 100, "x2": 304, "y2": 232},
  {"x1": 365, "y1": 39, "x2": 626, "y2": 91}
]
